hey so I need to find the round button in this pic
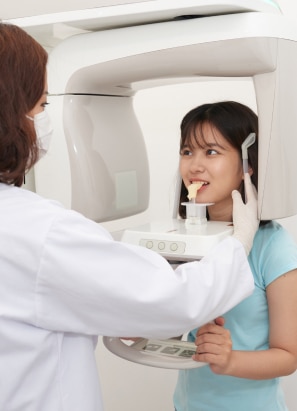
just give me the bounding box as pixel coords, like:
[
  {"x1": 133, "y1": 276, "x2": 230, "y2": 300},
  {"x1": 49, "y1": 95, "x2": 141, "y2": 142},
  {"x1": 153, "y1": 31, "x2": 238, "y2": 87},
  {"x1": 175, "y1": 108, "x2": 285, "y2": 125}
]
[
  {"x1": 158, "y1": 242, "x2": 165, "y2": 250},
  {"x1": 170, "y1": 243, "x2": 178, "y2": 252},
  {"x1": 146, "y1": 240, "x2": 153, "y2": 249}
]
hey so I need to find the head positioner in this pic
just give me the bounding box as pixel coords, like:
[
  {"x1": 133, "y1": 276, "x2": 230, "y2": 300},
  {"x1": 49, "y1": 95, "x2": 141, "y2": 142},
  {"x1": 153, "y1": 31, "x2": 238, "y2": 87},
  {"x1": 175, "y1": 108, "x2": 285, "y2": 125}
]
[{"x1": 242, "y1": 133, "x2": 256, "y2": 174}]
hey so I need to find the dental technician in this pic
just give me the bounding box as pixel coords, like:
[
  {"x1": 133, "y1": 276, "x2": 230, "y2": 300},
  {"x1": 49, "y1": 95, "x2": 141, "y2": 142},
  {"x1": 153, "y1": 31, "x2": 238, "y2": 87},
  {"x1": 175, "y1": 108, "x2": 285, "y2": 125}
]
[{"x1": 0, "y1": 23, "x2": 258, "y2": 411}]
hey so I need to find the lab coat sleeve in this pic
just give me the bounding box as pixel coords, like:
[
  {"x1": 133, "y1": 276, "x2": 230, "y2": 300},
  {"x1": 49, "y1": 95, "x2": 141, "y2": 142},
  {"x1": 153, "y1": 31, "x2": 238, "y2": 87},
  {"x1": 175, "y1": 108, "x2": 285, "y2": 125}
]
[{"x1": 35, "y1": 209, "x2": 254, "y2": 339}]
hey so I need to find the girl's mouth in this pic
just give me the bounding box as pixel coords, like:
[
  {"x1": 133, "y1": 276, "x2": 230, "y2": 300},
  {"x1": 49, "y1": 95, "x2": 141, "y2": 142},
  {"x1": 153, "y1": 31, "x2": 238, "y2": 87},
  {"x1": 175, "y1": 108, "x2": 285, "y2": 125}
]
[
  {"x1": 190, "y1": 180, "x2": 209, "y2": 187},
  {"x1": 187, "y1": 181, "x2": 208, "y2": 200}
]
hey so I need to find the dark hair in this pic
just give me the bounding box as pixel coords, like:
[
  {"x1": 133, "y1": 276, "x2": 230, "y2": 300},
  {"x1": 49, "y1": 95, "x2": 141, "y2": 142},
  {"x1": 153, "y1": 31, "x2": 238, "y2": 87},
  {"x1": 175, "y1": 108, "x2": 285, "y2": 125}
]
[
  {"x1": 178, "y1": 101, "x2": 261, "y2": 220},
  {"x1": 0, "y1": 23, "x2": 48, "y2": 186}
]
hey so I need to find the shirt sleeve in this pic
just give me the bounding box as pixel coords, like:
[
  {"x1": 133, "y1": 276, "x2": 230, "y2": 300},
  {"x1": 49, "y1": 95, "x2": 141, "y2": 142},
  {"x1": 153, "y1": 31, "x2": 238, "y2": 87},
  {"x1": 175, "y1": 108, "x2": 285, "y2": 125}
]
[
  {"x1": 252, "y1": 222, "x2": 297, "y2": 288},
  {"x1": 35, "y1": 208, "x2": 254, "y2": 339}
]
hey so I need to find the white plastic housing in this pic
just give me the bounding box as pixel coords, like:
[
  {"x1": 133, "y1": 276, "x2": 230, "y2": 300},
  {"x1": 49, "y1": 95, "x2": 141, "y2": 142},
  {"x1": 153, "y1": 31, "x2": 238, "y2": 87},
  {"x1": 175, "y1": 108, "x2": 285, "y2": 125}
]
[
  {"x1": 34, "y1": 10, "x2": 297, "y2": 220},
  {"x1": 121, "y1": 220, "x2": 234, "y2": 261}
]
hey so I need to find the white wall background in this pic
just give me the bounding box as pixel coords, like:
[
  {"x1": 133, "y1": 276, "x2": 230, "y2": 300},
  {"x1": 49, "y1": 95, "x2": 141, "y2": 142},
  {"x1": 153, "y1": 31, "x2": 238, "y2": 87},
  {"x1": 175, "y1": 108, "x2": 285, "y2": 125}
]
[{"x1": 2, "y1": 1, "x2": 297, "y2": 410}]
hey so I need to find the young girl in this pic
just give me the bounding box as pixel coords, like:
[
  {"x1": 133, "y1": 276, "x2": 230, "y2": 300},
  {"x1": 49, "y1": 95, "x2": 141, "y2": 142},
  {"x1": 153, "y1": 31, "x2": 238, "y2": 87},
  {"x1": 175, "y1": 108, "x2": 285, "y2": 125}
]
[{"x1": 174, "y1": 101, "x2": 297, "y2": 411}]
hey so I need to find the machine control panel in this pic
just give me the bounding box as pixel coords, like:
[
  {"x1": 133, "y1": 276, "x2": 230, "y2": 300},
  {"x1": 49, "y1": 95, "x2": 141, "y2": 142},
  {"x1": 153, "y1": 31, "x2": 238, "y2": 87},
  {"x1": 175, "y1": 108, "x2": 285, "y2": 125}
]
[
  {"x1": 139, "y1": 238, "x2": 186, "y2": 255},
  {"x1": 122, "y1": 219, "x2": 233, "y2": 261}
]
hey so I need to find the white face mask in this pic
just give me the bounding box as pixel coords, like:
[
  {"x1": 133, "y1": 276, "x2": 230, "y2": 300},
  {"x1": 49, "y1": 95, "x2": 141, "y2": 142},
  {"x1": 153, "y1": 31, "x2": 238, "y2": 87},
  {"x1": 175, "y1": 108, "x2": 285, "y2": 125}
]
[{"x1": 26, "y1": 110, "x2": 53, "y2": 159}]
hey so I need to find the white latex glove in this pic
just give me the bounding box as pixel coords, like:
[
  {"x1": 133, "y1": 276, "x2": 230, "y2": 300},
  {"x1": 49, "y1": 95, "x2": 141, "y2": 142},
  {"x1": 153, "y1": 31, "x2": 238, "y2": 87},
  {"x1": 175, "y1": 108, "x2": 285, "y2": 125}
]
[{"x1": 232, "y1": 173, "x2": 259, "y2": 255}]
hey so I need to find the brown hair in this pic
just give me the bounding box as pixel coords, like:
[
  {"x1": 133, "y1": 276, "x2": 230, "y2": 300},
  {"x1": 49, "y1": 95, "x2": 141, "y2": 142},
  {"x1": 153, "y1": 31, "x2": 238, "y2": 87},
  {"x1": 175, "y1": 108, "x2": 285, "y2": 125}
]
[
  {"x1": 179, "y1": 101, "x2": 259, "y2": 219},
  {"x1": 0, "y1": 23, "x2": 48, "y2": 186}
]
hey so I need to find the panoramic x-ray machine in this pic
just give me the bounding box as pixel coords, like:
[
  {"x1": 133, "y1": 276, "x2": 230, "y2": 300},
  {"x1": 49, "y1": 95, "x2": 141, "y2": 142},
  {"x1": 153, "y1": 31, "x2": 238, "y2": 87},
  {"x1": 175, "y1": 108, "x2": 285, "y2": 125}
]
[{"x1": 33, "y1": 0, "x2": 297, "y2": 368}]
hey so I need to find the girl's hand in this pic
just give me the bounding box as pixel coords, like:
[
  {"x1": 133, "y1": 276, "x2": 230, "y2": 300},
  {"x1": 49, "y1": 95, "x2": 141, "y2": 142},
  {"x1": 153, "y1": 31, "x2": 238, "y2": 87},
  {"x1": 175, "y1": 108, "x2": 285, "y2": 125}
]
[{"x1": 193, "y1": 317, "x2": 233, "y2": 374}]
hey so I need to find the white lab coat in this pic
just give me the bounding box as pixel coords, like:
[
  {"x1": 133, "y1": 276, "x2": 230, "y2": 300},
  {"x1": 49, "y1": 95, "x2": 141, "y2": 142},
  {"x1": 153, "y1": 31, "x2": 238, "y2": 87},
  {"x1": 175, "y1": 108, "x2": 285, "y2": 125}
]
[{"x1": 0, "y1": 183, "x2": 254, "y2": 411}]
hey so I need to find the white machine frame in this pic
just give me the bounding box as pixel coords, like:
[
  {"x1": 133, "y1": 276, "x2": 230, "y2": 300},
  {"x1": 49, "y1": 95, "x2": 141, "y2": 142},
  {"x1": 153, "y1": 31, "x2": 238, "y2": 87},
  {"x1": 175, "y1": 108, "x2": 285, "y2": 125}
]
[{"x1": 31, "y1": 4, "x2": 297, "y2": 223}]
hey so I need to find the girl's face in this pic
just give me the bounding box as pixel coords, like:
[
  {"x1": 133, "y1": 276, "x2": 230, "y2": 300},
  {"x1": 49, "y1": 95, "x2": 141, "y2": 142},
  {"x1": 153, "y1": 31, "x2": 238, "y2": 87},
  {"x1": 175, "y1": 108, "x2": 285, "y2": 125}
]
[{"x1": 179, "y1": 123, "x2": 244, "y2": 222}]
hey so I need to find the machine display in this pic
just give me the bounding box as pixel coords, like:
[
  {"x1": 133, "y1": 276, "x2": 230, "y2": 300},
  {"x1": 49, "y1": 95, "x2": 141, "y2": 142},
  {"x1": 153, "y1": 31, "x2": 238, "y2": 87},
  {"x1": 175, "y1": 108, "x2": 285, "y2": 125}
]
[{"x1": 102, "y1": 337, "x2": 205, "y2": 370}]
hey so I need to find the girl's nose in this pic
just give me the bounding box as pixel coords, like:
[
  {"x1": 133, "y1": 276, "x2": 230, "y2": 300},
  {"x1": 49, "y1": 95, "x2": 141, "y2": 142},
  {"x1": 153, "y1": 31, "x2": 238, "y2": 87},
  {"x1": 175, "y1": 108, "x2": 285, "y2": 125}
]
[{"x1": 189, "y1": 152, "x2": 205, "y2": 173}]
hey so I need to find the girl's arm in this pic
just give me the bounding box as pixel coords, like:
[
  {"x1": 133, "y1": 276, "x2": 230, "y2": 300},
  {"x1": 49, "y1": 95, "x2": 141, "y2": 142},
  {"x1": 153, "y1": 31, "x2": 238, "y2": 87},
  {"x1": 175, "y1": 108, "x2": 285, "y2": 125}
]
[{"x1": 194, "y1": 269, "x2": 297, "y2": 379}]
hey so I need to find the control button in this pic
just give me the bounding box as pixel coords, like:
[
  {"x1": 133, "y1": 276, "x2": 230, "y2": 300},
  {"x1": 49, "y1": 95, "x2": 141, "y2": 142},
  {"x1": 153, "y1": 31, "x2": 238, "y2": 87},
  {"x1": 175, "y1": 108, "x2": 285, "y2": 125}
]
[
  {"x1": 170, "y1": 243, "x2": 178, "y2": 252},
  {"x1": 146, "y1": 240, "x2": 154, "y2": 249},
  {"x1": 158, "y1": 242, "x2": 165, "y2": 250}
]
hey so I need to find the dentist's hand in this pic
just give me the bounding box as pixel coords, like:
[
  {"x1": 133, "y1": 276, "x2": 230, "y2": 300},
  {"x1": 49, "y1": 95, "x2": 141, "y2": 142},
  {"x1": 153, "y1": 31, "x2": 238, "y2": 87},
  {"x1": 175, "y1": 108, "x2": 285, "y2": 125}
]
[{"x1": 232, "y1": 173, "x2": 259, "y2": 255}]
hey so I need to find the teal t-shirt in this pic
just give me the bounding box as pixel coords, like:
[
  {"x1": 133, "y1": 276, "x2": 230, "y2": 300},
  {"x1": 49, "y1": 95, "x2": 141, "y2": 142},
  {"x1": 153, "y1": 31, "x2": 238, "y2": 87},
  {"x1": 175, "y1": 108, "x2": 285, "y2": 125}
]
[{"x1": 174, "y1": 221, "x2": 297, "y2": 411}]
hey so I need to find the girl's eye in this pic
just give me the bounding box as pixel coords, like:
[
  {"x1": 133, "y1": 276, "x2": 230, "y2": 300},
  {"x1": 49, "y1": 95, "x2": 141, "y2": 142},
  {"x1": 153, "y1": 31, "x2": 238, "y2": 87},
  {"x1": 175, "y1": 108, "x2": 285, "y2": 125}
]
[
  {"x1": 42, "y1": 102, "x2": 50, "y2": 108},
  {"x1": 180, "y1": 149, "x2": 192, "y2": 156},
  {"x1": 206, "y1": 148, "x2": 218, "y2": 155}
]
